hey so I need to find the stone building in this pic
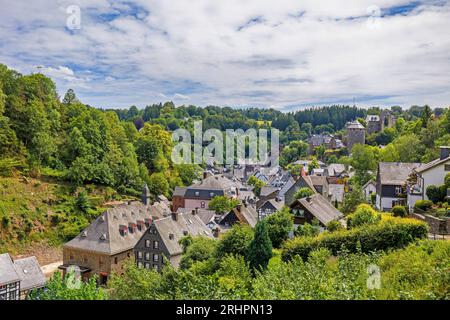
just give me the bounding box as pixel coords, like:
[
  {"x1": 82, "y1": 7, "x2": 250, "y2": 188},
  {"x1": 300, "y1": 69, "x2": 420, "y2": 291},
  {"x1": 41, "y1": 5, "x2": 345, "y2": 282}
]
[
  {"x1": 346, "y1": 121, "x2": 365, "y2": 152},
  {"x1": 60, "y1": 185, "x2": 166, "y2": 284},
  {"x1": 366, "y1": 110, "x2": 396, "y2": 135},
  {"x1": 134, "y1": 210, "x2": 214, "y2": 270}
]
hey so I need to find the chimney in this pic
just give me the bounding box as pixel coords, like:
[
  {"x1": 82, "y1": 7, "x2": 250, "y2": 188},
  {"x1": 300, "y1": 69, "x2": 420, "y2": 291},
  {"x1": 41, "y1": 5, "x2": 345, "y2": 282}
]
[
  {"x1": 203, "y1": 171, "x2": 208, "y2": 179},
  {"x1": 171, "y1": 212, "x2": 178, "y2": 221},
  {"x1": 213, "y1": 227, "x2": 220, "y2": 238},
  {"x1": 440, "y1": 146, "x2": 450, "y2": 160},
  {"x1": 236, "y1": 204, "x2": 242, "y2": 212},
  {"x1": 142, "y1": 183, "x2": 150, "y2": 205}
]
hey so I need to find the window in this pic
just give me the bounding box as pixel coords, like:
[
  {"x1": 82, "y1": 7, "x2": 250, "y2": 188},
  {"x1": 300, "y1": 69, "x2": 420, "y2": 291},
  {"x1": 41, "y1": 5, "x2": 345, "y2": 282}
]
[
  {"x1": 395, "y1": 186, "x2": 403, "y2": 195},
  {"x1": 137, "y1": 261, "x2": 143, "y2": 268},
  {"x1": 145, "y1": 263, "x2": 150, "y2": 269},
  {"x1": 145, "y1": 240, "x2": 151, "y2": 248},
  {"x1": 153, "y1": 264, "x2": 159, "y2": 272},
  {"x1": 153, "y1": 241, "x2": 159, "y2": 249},
  {"x1": 153, "y1": 254, "x2": 159, "y2": 262},
  {"x1": 195, "y1": 191, "x2": 200, "y2": 197},
  {"x1": 114, "y1": 257, "x2": 118, "y2": 264},
  {"x1": 445, "y1": 164, "x2": 450, "y2": 171},
  {"x1": 137, "y1": 251, "x2": 143, "y2": 259},
  {"x1": 145, "y1": 252, "x2": 151, "y2": 261},
  {"x1": 9, "y1": 291, "x2": 17, "y2": 300}
]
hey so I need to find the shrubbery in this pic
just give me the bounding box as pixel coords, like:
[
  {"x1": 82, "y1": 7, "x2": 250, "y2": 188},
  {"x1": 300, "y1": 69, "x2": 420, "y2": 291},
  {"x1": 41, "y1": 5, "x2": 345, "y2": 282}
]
[
  {"x1": 414, "y1": 200, "x2": 434, "y2": 211},
  {"x1": 346, "y1": 204, "x2": 381, "y2": 229},
  {"x1": 391, "y1": 205, "x2": 408, "y2": 217},
  {"x1": 281, "y1": 216, "x2": 428, "y2": 262}
]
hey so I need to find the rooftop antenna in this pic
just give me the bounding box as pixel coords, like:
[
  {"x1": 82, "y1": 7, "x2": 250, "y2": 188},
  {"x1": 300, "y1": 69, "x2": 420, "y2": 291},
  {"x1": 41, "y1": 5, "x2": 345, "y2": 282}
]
[{"x1": 36, "y1": 65, "x2": 43, "y2": 74}]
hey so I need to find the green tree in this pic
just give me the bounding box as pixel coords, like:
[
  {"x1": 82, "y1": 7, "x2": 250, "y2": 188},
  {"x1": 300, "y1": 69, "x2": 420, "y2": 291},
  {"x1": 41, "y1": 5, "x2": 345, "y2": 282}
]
[
  {"x1": 216, "y1": 224, "x2": 254, "y2": 260},
  {"x1": 148, "y1": 172, "x2": 169, "y2": 197},
  {"x1": 265, "y1": 207, "x2": 293, "y2": 248},
  {"x1": 294, "y1": 187, "x2": 314, "y2": 200},
  {"x1": 29, "y1": 271, "x2": 106, "y2": 300},
  {"x1": 246, "y1": 220, "x2": 272, "y2": 272},
  {"x1": 342, "y1": 184, "x2": 366, "y2": 214},
  {"x1": 347, "y1": 204, "x2": 381, "y2": 229},
  {"x1": 179, "y1": 237, "x2": 218, "y2": 270},
  {"x1": 247, "y1": 176, "x2": 266, "y2": 196},
  {"x1": 208, "y1": 196, "x2": 240, "y2": 214}
]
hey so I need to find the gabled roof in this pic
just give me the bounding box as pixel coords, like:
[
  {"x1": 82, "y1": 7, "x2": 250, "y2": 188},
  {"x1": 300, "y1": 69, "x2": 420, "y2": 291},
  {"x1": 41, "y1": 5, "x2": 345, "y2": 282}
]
[
  {"x1": 0, "y1": 253, "x2": 19, "y2": 285},
  {"x1": 233, "y1": 205, "x2": 259, "y2": 228},
  {"x1": 414, "y1": 156, "x2": 450, "y2": 174},
  {"x1": 64, "y1": 201, "x2": 153, "y2": 255},
  {"x1": 193, "y1": 175, "x2": 237, "y2": 190},
  {"x1": 327, "y1": 163, "x2": 346, "y2": 176},
  {"x1": 328, "y1": 184, "x2": 345, "y2": 203},
  {"x1": 309, "y1": 175, "x2": 328, "y2": 188},
  {"x1": 153, "y1": 213, "x2": 213, "y2": 256},
  {"x1": 13, "y1": 256, "x2": 46, "y2": 291},
  {"x1": 378, "y1": 162, "x2": 422, "y2": 185},
  {"x1": 362, "y1": 180, "x2": 376, "y2": 190},
  {"x1": 260, "y1": 186, "x2": 279, "y2": 198},
  {"x1": 292, "y1": 194, "x2": 344, "y2": 225}
]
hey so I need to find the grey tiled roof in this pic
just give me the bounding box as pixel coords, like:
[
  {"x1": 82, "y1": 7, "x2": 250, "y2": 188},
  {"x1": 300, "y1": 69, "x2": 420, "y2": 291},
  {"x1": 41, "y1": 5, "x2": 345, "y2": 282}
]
[
  {"x1": 328, "y1": 184, "x2": 345, "y2": 203},
  {"x1": 64, "y1": 201, "x2": 153, "y2": 255},
  {"x1": 260, "y1": 186, "x2": 279, "y2": 198},
  {"x1": 154, "y1": 213, "x2": 214, "y2": 256},
  {"x1": 327, "y1": 163, "x2": 346, "y2": 176},
  {"x1": 13, "y1": 256, "x2": 46, "y2": 291},
  {"x1": 414, "y1": 156, "x2": 450, "y2": 174},
  {"x1": 296, "y1": 194, "x2": 344, "y2": 225},
  {"x1": 0, "y1": 253, "x2": 19, "y2": 285},
  {"x1": 378, "y1": 162, "x2": 422, "y2": 185}
]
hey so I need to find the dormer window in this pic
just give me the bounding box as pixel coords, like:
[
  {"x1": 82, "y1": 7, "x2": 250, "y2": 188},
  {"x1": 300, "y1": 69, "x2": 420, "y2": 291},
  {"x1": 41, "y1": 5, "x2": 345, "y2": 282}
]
[
  {"x1": 195, "y1": 191, "x2": 200, "y2": 197},
  {"x1": 210, "y1": 192, "x2": 214, "y2": 197},
  {"x1": 144, "y1": 218, "x2": 152, "y2": 228},
  {"x1": 100, "y1": 233, "x2": 107, "y2": 240},
  {"x1": 119, "y1": 225, "x2": 128, "y2": 236},
  {"x1": 81, "y1": 231, "x2": 87, "y2": 237},
  {"x1": 169, "y1": 233, "x2": 174, "y2": 240},
  {"x1": 128, "y1": 223, "x2": 137, "y2": 233}
]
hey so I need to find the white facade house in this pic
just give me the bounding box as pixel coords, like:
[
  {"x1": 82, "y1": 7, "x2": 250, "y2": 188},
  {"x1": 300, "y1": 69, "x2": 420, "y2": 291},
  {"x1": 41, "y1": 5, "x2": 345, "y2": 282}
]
[
  {"x1": 362, "y1": 180, "x2": 376, "y2": 202},
  {"x1": 406, "y1": 146, "x2": 450, "y2": 212}
]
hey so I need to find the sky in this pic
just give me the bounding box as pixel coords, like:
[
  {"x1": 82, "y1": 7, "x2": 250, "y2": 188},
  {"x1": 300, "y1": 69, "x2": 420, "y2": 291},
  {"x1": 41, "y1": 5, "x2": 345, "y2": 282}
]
[{"x1": 0, "y1": 0, "x2": 449, "y2": 111}]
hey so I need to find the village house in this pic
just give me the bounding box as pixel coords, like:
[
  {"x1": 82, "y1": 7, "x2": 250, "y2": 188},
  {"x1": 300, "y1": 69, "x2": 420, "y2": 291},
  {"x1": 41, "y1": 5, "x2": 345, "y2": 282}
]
[
  {"x1": 308, "y1": 134, "x2": 338, "y2": 154},
  {"x1": 375, "y1": 162, "x2": 422, "y2": 212},
  {"x1": 363, "y1": 180, "x2": 377, "y2": 202},
  {"x1": 0, "y1": 253, "x2": 46, "y2": 300},
  {"x1": 219, "y1": 202, "x2": 259, "y2": 228},
  {"x1": 406, "y1": 146, "x2": 450, "y2": 212},
  {"x1": 172, "y1": 174, "x2": 239, "y2": 212},
  {"x1": 289, "y1": 194, "x2": 344, "y2": 227},
  {"x1": 257, "y1": 198, "x2": 284, "y2": 219},
  {"x1": 134, "y1": 210, "x2": 214, "y2": 270},
  {"x1": 60, "y1": 185, "x2": 165, "y2": 284}
]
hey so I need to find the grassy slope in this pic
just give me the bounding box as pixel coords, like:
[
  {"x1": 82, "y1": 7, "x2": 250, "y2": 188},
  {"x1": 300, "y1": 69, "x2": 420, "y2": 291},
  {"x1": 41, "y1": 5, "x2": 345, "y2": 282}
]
[{"x1": 0, "y1": 176, "x2": 128, "y2": 260}]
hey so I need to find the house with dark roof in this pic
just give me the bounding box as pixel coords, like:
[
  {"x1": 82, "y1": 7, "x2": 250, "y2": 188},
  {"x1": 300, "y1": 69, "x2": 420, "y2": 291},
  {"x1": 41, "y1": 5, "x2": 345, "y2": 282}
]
[
  {"x1": 0, "y1": 253, "x2": 46, "y2": 300},
  {"x1": 172, "y1": 175, "x2": 238, "y2": 212},
  {"x1": 219, "y1": 203, "x2": 259, "y2": 228},
  {"x1": 257, "y1": 198, "x2": 284, "y2": 219},
  {"x1": 289, "y1": 194, "x2": 344, "y2": 227},
  {"x1": 134, "y1": 211, "x2": 214, "y2": 270},
  {"x1": 376, "y1": 162, "x2": 422, "y2": 211},
  {"x1": 60, "y1": 185, "x2": 163, "y2": 284},
  {"x1": 407, "y1": 146, "x2": 450, "y2": 212}
]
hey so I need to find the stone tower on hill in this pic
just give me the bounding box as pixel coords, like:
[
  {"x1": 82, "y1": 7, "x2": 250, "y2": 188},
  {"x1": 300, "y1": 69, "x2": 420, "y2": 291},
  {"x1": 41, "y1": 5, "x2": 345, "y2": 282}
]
[{"x1": 346, "y1": 121, "x2": 365, "y2": 152}]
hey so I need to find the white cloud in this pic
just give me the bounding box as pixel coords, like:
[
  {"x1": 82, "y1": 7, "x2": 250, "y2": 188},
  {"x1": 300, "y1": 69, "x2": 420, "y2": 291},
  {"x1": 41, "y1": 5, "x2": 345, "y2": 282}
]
[{"x1": 0, "y1": 0, "x2": 449, "y2": 109}]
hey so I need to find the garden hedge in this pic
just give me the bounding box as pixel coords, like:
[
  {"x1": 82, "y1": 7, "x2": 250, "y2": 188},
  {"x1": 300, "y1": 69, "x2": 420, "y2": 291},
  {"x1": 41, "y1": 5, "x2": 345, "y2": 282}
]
[{"x1": 281, "y1": 216, "x2": 428, "y2": 262}]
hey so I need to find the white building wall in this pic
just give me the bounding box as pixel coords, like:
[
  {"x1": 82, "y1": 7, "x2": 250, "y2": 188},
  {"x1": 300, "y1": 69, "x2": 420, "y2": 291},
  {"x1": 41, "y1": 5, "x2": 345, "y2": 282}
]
[{"x1": 421, "y1": 160, "x2": 450, "y2": 200}]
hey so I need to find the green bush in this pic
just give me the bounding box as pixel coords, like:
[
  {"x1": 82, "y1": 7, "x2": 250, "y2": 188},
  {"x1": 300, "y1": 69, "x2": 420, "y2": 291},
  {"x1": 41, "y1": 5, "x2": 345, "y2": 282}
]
[
  {"x1": 281, "y1": 216, "x2": 428, "y2": 262},
  {"x1": 414, "y1": 200, "x2": 433, "y2": 211},
  {"x1": 391, "y1": 205, "x2": 408, "y2": 217},
  {"x1": 346, "y1": 204, "x2": 381, "y2": 229},
  {"x1": 326, "y1": 220, "x2": 344, "y2": 232},
  {"x1": 426, "y1": 185, "x2": 446, "y2": 204}
]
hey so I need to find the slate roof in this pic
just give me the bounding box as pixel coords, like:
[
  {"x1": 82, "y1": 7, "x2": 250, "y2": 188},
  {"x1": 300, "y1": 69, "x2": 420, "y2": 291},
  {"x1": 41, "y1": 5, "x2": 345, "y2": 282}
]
[
  {"x1": 154, "y1": 213, "x2": 213, "y2": 256},
  {"x1": 0, "y1": 253, "x2": 19, "y2": 285},
  {"x1": 294, "y1": 194, "x2": 344, "y2": 225},
  {"x1": 173, "y1": 186, "x2": 187, "y2": 197},
  {"x1": 64, "y1": 201, "x2": 153, "y2": 255},
  {"x1": 176, "y1": 207, "x2": 217, "y2": 225},
  {"x1": 346, "y1": 121, "x2": 365, "y2": 129},
  {"x1": 414, "y1": 156, "x2": 450, "y2": 174},
  {"x1": 327, "y1": 163, "x2": 346, "y2": 176},
  {"x1": 378, "y1": 162, "x2": 422, "y2": 185},
  {"x1": 328, "y1": 184, "x2": 345, "y2": 203},
  {"x1": 309, "y1": 175, "x2": 329, "y2": 188},
  {"x1": 13, "y1": 256, "x2": 46, "y2": 291},
  {"x1": 193, "y1": 175, "x2": 237, "y2": 190},
  {"x1": 260, "y1": 186, "x2": 279, "y2": 198},
  {"x1": 265, "y1": 199, "x2": 284, "y2": 212},
  {"x1": 233, "y1": 205, "x2": 259, "y2": 228}
]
